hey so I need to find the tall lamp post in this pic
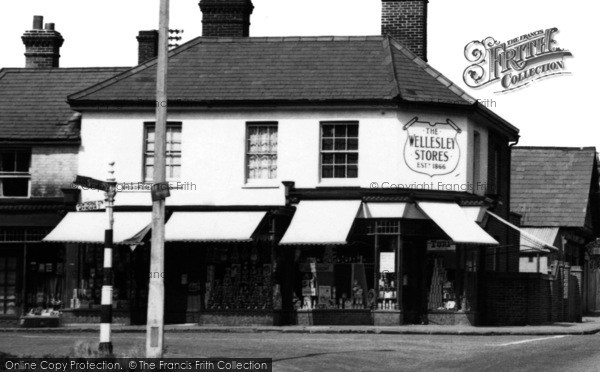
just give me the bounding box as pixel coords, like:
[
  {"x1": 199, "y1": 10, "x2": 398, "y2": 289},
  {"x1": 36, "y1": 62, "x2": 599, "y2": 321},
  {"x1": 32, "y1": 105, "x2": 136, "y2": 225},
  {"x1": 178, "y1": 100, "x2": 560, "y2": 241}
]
[{"x1": 146, "y1": 0, "x2": 170, "y2": 358}]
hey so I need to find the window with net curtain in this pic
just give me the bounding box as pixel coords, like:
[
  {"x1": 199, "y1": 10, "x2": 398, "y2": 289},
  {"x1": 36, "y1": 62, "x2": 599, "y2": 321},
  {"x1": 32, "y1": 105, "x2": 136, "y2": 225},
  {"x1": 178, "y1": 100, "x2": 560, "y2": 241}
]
[
  {"x1": 246, "y1": 123, "x2": 278, "y2": 181},
  {"x1": 144, "y1": 122, "x2": 182, "y2": 182}
]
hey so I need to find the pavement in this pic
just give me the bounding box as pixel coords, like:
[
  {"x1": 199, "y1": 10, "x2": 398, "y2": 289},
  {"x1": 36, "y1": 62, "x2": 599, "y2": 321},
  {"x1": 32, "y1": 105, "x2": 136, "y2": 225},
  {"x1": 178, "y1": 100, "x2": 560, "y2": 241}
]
[{"x1": 2, "y1": 316, "x2": 600, "y2": 336}]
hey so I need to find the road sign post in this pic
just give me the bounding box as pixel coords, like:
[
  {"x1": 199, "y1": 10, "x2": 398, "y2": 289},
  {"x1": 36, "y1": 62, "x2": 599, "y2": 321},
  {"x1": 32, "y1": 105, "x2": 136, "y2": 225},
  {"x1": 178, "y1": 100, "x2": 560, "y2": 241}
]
[{"x1": 73, "y1": 168, "x2": 117, "y2": 356}]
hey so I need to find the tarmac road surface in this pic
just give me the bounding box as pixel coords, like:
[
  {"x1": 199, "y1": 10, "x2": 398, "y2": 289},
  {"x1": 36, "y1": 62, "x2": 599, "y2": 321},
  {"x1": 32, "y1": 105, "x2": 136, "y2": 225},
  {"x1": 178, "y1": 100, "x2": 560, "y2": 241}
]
[{"x1": 1, "y1": 332, "x2": 600, "y2": 371}]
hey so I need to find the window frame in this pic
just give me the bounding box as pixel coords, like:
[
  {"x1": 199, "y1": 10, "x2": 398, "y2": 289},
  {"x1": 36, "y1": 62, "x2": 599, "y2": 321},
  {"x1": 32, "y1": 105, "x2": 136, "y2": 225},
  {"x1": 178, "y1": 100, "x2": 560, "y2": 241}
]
[
  {"x1": 319, "y1": 121, "x2": 359, "y2": 180},
  {"x1": 142, "y1": 122, "x2": 182, "y2": 182},
  {"x1": 245, "y1": 121, "x2": 279, "y2": 184},
  {"x1": 0, "y1": 148, "x2": 31, "y2": 198}
]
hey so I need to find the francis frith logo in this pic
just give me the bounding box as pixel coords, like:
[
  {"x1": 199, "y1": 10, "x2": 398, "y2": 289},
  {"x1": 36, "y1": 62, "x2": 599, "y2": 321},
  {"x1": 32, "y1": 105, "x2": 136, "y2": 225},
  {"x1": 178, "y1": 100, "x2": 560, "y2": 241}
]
[
  {"x1": 463, "y1": 27, "x2": 572, "y2": 93},
  {"x1": 403, "y1": 117, "x2": 461, "y2": 177}
]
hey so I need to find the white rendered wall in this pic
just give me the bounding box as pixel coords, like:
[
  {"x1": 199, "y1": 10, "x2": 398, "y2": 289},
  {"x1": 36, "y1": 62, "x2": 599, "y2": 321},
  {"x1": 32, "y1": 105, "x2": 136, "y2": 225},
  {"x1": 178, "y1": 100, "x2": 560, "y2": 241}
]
[{"x1": 78, "y1": 107, "x2": 483, "y2": 207}]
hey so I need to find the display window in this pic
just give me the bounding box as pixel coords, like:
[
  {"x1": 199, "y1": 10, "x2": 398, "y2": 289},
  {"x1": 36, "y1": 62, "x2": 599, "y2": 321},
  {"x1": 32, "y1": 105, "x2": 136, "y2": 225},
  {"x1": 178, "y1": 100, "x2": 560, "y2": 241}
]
[
  {"x1": 0, "y1": 255, "x2": 18, "y2": 315},
  {"x1": 65, "y1": 244, "x2": 130, "y2": 310},
  {"x1": 25, "y1": 245, "x2": 64, "y2": 315},
  {"x1": 376, "y1": 234, "x2": 399, "y2": 310},
  {"x1": 293, "y1": 244, "x2": 375, "y2": 310},
  {"x1": 204, "y1": 244, "x2": 274, "y2": 311},
  {"x1": 425, "y1": 242, "x2": 479, "y2": 312}
]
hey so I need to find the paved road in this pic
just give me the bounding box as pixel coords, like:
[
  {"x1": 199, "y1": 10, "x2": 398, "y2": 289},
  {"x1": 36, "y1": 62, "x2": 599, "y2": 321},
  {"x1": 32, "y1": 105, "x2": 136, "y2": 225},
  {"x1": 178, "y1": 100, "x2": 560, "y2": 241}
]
[{"x1": 1, "y1": 332, "x2": 600, "y2": 371}]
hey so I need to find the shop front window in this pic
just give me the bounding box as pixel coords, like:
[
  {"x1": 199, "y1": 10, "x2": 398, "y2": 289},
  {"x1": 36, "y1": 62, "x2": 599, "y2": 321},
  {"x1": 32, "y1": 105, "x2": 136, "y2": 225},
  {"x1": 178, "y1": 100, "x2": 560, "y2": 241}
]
[
  {"x1": 426, "y1": 241, "x2": 479, "y2": 312},
  {"x1": 65, "y1": 244, "x2": 130, "y2": 310},
  {"x1": 294, "y1": 244, "x2": 374, "y2": 310},
  {"x1": 24, "y1": 245, "x2": 65, "y2": 315},
  {"x1": 0, "y1": 256, "x2": 18, "y2": 315},
  {"x1": 204, "y1": 244, "x2": 274, "y2": 311},
  {"x1": 377, "y1": 235, "x2": 399, "y2": 310}
]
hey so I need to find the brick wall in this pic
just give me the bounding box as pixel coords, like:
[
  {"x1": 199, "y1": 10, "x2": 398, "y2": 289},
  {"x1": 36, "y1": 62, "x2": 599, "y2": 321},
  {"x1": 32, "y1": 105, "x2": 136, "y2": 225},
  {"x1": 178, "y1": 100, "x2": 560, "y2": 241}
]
[
  {"x1": 296, "y1": 310, "x2": 372, "y2": 326},
  {"x1": 381, "y1": 0, "x2": 428, "y2": 61},
  {"x1": 30, "y1": 146, "x2": 78, "y2": 198},
  {"x1": 22, "y1": 29, "x2": 64, "y2": 68},
  {"x1": 483, "y1": 267, "x2": 581, "y2": 325},
  {"x1": 137, "y1": 30, "x2": 159, "y2": 64},
  {"x1": 199, "y1": 0, "x2": 254, "y2": 37}
]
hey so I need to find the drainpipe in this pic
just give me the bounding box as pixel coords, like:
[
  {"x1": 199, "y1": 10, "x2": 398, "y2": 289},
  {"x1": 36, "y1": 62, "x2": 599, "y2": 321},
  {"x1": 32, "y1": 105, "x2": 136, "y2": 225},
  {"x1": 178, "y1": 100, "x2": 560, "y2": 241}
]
[{"x1": 507, "y1": 138, "x2": 519, "y2": 272}]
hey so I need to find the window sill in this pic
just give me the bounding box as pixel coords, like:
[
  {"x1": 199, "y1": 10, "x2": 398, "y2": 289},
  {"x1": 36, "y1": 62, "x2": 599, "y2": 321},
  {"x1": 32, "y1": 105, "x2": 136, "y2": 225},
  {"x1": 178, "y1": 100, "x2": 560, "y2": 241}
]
[
  {"x1": 318, "y1": 179, "x2": 361, "y2": 188},
  {"x1": 242, "y1": 181, "x2": 281, "y2": 189}
]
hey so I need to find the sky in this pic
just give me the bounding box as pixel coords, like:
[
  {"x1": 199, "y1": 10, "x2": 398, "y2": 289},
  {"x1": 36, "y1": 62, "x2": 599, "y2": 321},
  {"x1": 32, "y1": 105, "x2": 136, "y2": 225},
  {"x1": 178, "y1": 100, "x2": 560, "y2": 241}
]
[{"x1": 0, "y1": 0, "x2": 597, "y2": 149}]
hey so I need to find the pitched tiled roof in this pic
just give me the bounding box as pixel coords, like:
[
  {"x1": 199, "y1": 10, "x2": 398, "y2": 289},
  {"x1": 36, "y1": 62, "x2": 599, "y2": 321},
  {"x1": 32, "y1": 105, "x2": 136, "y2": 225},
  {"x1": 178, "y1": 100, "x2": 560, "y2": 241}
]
[
  {"x1": 0, "y1": 67, "x2": 129, "y2": 142},
  {"x1": 511, "y1": 147, "x2": 598, "y2": 227},
  {"x1": 69, "y1": 36, "x2": 476, "y2": 106}
]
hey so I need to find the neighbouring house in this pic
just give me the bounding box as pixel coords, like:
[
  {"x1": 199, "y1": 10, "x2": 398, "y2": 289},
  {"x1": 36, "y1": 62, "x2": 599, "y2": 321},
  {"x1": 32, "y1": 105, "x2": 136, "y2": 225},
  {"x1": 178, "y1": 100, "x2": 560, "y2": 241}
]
[
  {"x1": 41, "y1": 0, "x2": 525, "y2": 327},
  {"x1": 0, "y1": 15, "x2": 129, "y2": 326},
  {"x1": 511, "y1": 146, "x2": 600, "y2": 318}
]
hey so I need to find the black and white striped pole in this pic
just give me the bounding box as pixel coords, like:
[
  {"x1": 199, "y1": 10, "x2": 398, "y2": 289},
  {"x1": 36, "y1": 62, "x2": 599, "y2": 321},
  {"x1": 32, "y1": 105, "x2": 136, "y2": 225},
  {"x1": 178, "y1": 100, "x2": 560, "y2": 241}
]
[{"x1": 99, "y1": 162, "x2": 117, "y2": 356}]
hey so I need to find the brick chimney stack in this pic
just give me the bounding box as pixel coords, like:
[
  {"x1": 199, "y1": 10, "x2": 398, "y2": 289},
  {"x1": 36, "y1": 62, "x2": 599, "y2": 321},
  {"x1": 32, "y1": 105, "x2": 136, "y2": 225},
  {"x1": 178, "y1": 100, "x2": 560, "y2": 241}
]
[
  {"x1": 381, "y1": 0, "x2": 428, "y2": 61},
  {"x1": 199, "y1": 0, "x2": 254, "y2": 37},
  {"x1": 22, "y1": 15, "x2": 64, "y2": 68},
  {"x1": 137, "y1": 30, "x2": 159, "y2": 64}
]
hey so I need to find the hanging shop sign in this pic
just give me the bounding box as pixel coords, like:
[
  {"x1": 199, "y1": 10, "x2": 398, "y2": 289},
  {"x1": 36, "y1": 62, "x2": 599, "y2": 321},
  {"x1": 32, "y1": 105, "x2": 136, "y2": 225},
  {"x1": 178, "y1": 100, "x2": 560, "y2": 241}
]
[
  {"x1": 403, "y1": 117, "x2": 461, "y2": 177},
  {"x1": 427, "y1": 240, "x2": 456, "y2": 252}
]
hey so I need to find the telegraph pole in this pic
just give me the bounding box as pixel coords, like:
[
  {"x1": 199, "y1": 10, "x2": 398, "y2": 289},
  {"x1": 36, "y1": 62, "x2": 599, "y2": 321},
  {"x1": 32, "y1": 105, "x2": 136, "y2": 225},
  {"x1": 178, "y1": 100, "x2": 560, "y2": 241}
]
[{"x1": 146, "y1": 0, "x2": 169, "y2": 358}]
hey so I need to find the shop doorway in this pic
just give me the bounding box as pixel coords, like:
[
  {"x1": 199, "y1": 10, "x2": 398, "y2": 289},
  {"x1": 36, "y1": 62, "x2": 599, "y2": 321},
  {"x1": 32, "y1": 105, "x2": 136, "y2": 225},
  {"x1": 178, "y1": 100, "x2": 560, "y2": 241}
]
[
  {"x1": 129, "y1": 245, "x2": 149, "y2": 325},
  {"x1": 401, "y1": 237, "x2": 427, "y2": 324},
  {"x1": 164, "y1": 245, "x2": 189, "y2": 324}
]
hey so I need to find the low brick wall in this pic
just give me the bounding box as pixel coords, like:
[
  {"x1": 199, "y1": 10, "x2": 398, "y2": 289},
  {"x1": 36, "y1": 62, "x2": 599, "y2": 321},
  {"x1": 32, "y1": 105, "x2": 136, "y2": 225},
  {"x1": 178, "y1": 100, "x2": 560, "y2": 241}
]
[
  {"x1": 296, "y1": 310, "x2": 372, "y2": 326},
  {"x1": 483, "y1": 268, "x2": 581, "y2": 326},
  {"x1": 373, "y1": 310, "x2": 402, "y2": 326},
  {"x1": 61, "y1": 309, "x2": 131, "y2": 325},
  {"x1": 427, "y1": 311, "x2": 478, "y2": 326},
  {"x1": 198, "y1": 311, "x2": 279, "y2": 326}
]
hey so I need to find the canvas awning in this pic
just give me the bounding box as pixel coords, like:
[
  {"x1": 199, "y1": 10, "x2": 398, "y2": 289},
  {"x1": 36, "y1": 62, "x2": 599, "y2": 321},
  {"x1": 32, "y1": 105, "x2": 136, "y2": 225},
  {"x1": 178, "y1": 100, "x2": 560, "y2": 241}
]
[
  {"x1": 461, "y1": 206, "x2": 488, "y2": 223},
  {"x1": 520, "y1": 227, "x2": 559, "y2": 253},
  {"x1": 164, "y1": 211, "x2": 266, "y2": 242},
  {"x1": 280, "y1": 200, "x2": 362, "y2": 245},
  {"x1": 43, "y1": 212, "x2": 152, "y2": 245},
  {"x1": 416, "y1": 201, "x2": 498, "y2": 245},
  {"x1": 486, "y1": 211, "x2": 559, "y2": 252},
  {"x1": 358, "y1": 202, "x2": 427, "y2": 219}
]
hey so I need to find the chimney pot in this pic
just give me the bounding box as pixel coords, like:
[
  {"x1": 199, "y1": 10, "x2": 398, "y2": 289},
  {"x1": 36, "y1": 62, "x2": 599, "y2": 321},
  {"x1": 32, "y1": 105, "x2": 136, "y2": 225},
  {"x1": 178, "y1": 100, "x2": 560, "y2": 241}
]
[
  {"x1": 32, "y1": 15, "x2": 43, "y2": 30},
  {"x1": 44, "y1": 23, "x2": 55, "y2": 31}
]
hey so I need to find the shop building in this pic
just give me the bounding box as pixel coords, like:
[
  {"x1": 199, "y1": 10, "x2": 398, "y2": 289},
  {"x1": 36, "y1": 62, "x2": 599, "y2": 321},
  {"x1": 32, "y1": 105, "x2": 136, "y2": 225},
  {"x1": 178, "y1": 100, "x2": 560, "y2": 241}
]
[
  {"x1": 0, "y1": 16, "x2": 129, "y2": 326},
  {"x1": 511, "y1": 147, "x2": 600, "y2": 317},
  {"x1": 41, "y1": 0, "x2": 524, "y2": 326}
]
